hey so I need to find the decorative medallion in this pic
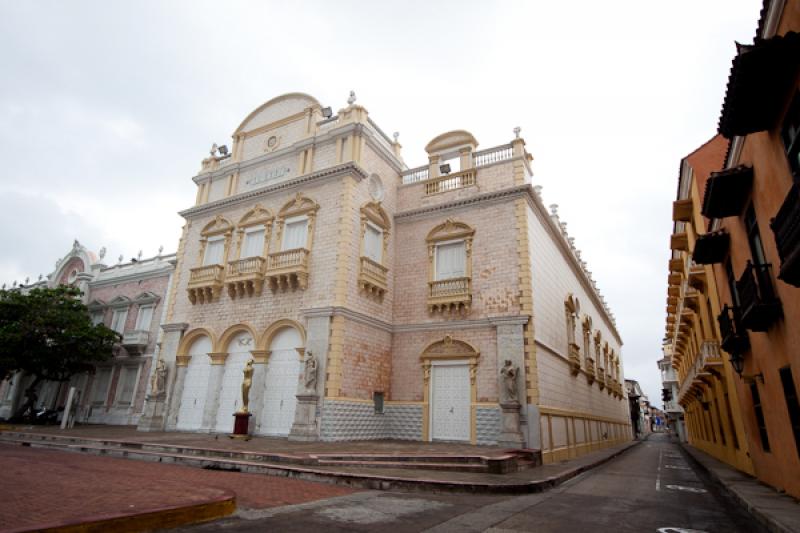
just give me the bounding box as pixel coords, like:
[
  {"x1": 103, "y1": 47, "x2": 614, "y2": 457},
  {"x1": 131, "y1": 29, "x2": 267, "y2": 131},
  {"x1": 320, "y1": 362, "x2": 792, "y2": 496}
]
[
  {"x1": 368, "y1": 174, "x2": 385, "y2": 201},
  {"x1": 264, "y1": 135, "x2": 281, "y2": 152}
]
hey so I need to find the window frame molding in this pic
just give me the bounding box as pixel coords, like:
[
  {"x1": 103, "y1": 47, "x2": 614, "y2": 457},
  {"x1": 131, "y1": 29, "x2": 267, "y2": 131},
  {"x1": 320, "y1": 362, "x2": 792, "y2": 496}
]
[
  {"x1": 234, "y1": 204, "x2": 274, "y2": 260},
  {"x1": 425, "y1": 219, "x2": 475, "y2": 314},
  {"x1": 274, "y1": 193, "x2": 319, "y2": 252}
]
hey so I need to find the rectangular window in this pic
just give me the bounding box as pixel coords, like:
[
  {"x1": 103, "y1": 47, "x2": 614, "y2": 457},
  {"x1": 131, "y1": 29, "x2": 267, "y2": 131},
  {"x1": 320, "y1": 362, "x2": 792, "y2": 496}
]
[
  {"x1": 91, "y1": 311, "x2": 104, "y2": 326},
  {"x1": 744, "y1": 205, "x2": 767, "y2": 266},
  {"x1": 750, "y1": 383, "x2": 771, "y2": 452},
  {"x1": 117, "y1": 367, "x2": 138, "y2": 406},
  {"x1": 282, "y1": 217, "x2": 308, "y2": 250},
  {"x1": 241, "y1": 228, "x2": 265, "y2": 258},
  {"x1": 134, "y1": 305, "x2": 154, "y2": 331},
  {"x1": 373, "y1": 391, "x2": 384, "y2": 414},
  {"x1": 203, "y1": 236, "x2": 225, "y2": 266},
  {"x1": 363, "y1": 223, "x2": 383, "y2": 263},
  {"x1": 779, "y1": 366, "x2": 800, "y2": 458},
  {"x1": 110, "y1": 309, "x2": 128, "y2": 334},
  {"x1": 781, "y1": 91, "x2": 800, "y2": 177},
  {"x1": 92, "y1": 369, "x2": 111, "y2": 404},
  {"x1": 435, "y1": 241, "x2": 466, "y2": 280}
]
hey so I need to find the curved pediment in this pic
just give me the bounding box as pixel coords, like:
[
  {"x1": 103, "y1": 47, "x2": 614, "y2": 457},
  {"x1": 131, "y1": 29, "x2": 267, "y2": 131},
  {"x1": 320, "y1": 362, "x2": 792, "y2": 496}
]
[
  {"x1": 426, "y1": 218, "x2": 475, "y2": 243},
  {"x1": 420, "y1": 335, "x2": 479, "y2": 361},
  {"x1": 234, "y1": 92, "x2": 321, "y2": 135},
  {"x1": 201, "y1": 215, "x2": 234, "y2": 236},
  {"x1": 279, "y1": 193, "x2": 319, "y2": 218},
  {"x1": 238, "y1": 204, "x2": 274, "y2": 228},
  {"x1": 425, "y1": 130, "x2": 479, "y2": 155},
  {"x1": 360, "y1": 201, "x2": 390, "y2": 230}
]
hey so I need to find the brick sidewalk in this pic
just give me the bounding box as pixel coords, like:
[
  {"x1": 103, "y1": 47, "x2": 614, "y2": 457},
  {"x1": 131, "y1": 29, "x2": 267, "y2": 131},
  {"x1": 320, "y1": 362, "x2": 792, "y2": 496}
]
[{"x1": 0, "y1": 443, "x2": 357, "y2": 532}]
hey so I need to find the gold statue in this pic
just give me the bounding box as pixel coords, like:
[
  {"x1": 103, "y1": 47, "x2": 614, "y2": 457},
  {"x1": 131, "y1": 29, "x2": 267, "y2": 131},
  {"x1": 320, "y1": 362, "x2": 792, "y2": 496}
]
[{"x1": 240, "y1": 359, "x2": 254, "y2": 413}]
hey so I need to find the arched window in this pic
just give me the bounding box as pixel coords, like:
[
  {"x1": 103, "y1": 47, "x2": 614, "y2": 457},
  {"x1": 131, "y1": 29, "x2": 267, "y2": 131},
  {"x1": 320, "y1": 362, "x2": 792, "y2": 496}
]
[
  {"x1": 582, "y1": 315, "x2": 595, "y2": 383},
  {"x1": 564, "y1": 294, "x2": 580, "y2": 375}
]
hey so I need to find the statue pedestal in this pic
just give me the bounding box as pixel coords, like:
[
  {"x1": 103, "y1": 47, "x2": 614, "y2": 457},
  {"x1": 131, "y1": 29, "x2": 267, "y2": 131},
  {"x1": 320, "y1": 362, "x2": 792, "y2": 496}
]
[
  {"x1": 230, "y1": 412, "x2": 252, "y2": 440},
  {"x1": 137, "y1": 393, "x2": 167, "y2": 432},
  {"x1": 289, "y1": 393, "x2": 319, "y2": 442},
  {"x1": 498, "y1": 400, "x2": 525, "y2": 448}
]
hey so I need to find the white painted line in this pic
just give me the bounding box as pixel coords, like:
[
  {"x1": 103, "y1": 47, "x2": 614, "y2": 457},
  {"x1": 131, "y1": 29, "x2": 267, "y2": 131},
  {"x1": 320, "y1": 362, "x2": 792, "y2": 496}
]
[
  {"x1": 665, "y1": 484, "x2": 707, "y2": 494},
  {"x1": 656, "y1": 449, "x2": 663, "y2": 491},
  {"x1": 657, "y1": 528, "x2": 709, "y2": 533},
  {"x1": 664, "y1": 465, "x2": 691, "y2": 470}
]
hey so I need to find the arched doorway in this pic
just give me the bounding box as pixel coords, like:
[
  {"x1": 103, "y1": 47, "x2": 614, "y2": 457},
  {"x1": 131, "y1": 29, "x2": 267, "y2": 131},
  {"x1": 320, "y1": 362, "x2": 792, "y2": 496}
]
[
  {"x1": 214, "y1": 330, "x2": 255, "y2": 433},
  {"x1": 260, "y1": 327, "x2": 302, "y2": 436},
  {"x1": 176, "y1": 336, "x2": 212, "y2": 431}
]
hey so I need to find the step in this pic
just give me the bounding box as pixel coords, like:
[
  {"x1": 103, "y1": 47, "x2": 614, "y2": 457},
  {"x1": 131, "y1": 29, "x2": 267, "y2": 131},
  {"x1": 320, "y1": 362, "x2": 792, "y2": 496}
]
[{"x1": 315, "y1": 459, "x2": 489, "y2": 472}]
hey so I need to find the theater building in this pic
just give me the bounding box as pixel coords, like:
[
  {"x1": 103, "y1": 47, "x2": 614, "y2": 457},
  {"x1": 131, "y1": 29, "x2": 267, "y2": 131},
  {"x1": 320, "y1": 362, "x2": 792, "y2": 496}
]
[{"x1": 153, "y1": 92, "x2": 630, "y2": 460}]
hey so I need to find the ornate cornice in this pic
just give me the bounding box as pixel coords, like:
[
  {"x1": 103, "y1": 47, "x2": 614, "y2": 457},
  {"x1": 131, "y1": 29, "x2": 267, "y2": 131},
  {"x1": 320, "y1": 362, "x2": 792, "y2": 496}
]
[
  {"x1": 161, "y1": 322, "x2": 189, "y2": 333},
  {"x1": 180, "y1": 162, "x2": 368, "y2": 219}
]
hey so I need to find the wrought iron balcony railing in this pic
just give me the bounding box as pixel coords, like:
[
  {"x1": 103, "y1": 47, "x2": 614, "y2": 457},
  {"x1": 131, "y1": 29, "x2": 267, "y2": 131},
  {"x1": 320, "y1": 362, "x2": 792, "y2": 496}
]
[
  {"x1": 736, "y1": 261, "x2": 782, "y2": 331},
  {"x1": 770, "y1": 183, "x2": 800, "y2": 287},
  {"x1": 718, "y1": 304, "x2": 750, "y2": 356}
]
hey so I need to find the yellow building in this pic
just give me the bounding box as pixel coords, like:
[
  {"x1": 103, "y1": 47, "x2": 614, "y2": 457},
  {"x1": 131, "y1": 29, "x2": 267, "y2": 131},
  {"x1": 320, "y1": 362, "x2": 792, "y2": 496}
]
[{"x1": 666, "y1": 136, "x2": 753, "y2": 474}]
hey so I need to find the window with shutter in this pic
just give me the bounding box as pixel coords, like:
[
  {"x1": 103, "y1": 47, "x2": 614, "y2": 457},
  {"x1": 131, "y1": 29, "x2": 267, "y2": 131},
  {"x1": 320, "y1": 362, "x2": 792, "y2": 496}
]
[
  {"x1": 282, "y1": 217, "x2": 308, "y2": 250},
  {"x1": 135, "y1": 305, "x2": 154, "y2": 331},
  {"x1": 203, "y1": 236, "x2": 225, "y2": 265},
  {"x1": 242, "y1": 228, "x2": 265, "y2": 258},
  {"x1": 435, "y1": 241, "x2": 466, "y2": 280},
  {"x1": 363, "y1": 223, "x2": 383, "y2": 263}
]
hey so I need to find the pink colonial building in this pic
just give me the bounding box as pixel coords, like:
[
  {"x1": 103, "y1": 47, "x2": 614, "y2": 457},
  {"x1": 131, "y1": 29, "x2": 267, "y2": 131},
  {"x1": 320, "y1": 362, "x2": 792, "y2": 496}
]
[
  {"x1": 0, "y1": 241, "x2": 174, "y2": 426},
  {"x1": 146, "y1": 92, "x2": 630, "y2": 461}
]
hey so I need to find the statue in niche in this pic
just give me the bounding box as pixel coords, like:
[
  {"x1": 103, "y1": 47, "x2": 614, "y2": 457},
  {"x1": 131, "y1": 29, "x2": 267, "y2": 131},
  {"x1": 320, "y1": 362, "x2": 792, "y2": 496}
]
[
  {"x1": 500, "y1": 360, "x2": 518, "y2": 402},
  {"x1": 304, "y1": 352, "x2": 318, "y2": 392},
  {"x1": 240, "y1": 359, "x2": 254, "y2": 413},
  {"x1": 150, "y1": 359, "x2": 168, "y2": 397}
]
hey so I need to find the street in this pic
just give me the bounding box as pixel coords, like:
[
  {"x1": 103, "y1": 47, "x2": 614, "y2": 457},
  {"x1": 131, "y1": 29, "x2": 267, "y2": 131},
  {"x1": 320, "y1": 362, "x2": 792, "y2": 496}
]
[{"x1": 177, "y1": 434, "x2": 763, "y2": 533}]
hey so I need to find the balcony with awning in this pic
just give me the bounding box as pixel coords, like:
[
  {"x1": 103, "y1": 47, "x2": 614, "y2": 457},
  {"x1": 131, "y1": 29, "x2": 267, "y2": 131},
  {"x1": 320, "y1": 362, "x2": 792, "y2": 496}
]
[
  {"x1": 718, "y1": 304, "x2": 750, "y2": 355},
  {"x1": 692, "y1": 230, "x2": 730, "y2": 264},
  {"x1": 718, "y1": 32, "x2": 800, "y2": 139},
  {"x1": 701, "y1": 166, "x2": 753, "y2": 219},
  {"x1": 771, "y1": 183, "x2": 800, "y2": 287},
  {"x1": 736, "y1": 260, "x2": 782, "y2": 331}
]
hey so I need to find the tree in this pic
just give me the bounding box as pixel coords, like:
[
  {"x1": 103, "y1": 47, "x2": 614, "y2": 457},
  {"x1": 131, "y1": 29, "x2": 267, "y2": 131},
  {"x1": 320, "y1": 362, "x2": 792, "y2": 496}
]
[{"x1": 0, "y1": 285, "x2": 119, "y2": 419}]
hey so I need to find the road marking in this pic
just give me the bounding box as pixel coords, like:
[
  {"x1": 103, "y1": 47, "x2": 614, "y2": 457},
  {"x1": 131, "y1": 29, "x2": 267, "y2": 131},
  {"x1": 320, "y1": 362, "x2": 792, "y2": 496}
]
[
  {"x1": 656, "y1": 449, "x2": 663, "y2": 491},
  {"x1": 664, "y1": 465, "x2": 691, "y2": 470},
  {"x1": 665, "y1": 484, "x2": 707, "y2": 494},
  {"x1": 657, "y1": 528, "x2": 709, "y2": 533}
]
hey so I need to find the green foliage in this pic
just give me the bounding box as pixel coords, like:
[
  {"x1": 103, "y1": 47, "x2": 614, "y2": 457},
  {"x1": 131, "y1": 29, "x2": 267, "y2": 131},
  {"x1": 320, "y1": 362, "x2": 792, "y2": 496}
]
[{"x1": 0, "y1": 285, "x2": 119, "y2": 383}]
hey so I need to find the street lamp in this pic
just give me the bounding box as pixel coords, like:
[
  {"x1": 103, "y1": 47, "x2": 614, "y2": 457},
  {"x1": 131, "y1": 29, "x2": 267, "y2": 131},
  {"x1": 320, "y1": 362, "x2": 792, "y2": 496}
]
[{"x1": 729, "y1": 351, "x2": 745, "y2": 376}]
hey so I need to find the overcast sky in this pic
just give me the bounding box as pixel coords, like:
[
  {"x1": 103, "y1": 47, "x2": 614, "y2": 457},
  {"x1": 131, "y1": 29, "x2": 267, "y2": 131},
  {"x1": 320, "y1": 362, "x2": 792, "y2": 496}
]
[{"x1": 0, "y1": 1, "x2": 763, "y2": 407}]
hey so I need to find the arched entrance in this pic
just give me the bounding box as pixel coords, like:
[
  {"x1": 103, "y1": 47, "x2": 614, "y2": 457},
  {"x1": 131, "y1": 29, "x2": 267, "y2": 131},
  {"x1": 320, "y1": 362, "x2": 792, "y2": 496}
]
[
  {"x1": 176, "y1": 335, "x2": 212, "y2": 431},
  {"x1": 421, "y1": 335, "x2": 479, "y2": 443},
  {"x1": 260, "y1": 326, "x2": 302, "y2": 436},
  {"x1": 214, "y1": 329, "x2": 255, "y2": 433}
]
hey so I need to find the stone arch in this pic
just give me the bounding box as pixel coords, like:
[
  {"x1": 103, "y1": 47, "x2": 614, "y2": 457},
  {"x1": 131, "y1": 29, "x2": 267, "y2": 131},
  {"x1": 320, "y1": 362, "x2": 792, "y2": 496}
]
[
  {"x1": 238, "y1": 204, "x2": 273, "y2": 228},
  {"x1": 278, "y1": 193, "x2": 319, "y2": 219},
  {"x1": 177, "y1": 328, "x2": 217, "y2": 358},
  {"x1": 216, "y1": 323, "x2": 258, "y2": 353},
  {"x1": 257, "y1": 319, "x2": 307, "y2": 352},
  {"x1": 420, "y1": 335, "x2": 480, "y2": 361}
]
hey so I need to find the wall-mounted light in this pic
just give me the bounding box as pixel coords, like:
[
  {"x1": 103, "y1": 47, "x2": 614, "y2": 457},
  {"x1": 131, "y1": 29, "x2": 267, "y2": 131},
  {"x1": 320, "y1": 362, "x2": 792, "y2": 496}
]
[{"x1": 439, "y1": 164, "x2": 451, "y2": 175}]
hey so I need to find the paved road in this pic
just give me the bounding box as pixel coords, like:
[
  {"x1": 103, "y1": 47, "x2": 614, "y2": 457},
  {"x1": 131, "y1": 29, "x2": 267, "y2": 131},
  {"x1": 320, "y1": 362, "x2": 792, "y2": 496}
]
[{"x1": 178, "y1": 434, "x2": 764, "y2": 533}]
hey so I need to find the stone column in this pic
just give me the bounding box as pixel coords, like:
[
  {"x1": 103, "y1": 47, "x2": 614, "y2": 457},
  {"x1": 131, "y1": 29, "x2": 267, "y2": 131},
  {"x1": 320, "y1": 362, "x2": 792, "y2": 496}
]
[
  {"x1": 249, "y1": 350, "x2": 269, "y2": 434},
  {"x1": 155, "y1": 322, "x2": 188, "y2": 431},
  {"x1": 201, "y1": 353, "x2": 228, "y2": 432}
]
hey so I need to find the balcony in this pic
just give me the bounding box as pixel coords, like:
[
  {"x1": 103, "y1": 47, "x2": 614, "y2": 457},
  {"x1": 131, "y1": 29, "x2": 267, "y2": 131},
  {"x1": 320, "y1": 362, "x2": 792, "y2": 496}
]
[
  {"x1": 596, "y1": 367, "x2": 605, "y2": 390},
  {"x1": 770, "y1": 183, "x2": 800, "y2": 287},
  {"x1": 699, "y1": 340, "x2": 724, "y2": 372},
  {"x1": 267, "y1": 248, "x2": 309, "y2": 291},
  {"x1": 701, "y1": 165, "x2": 753, "y2": 218},
  {"x1": 187, "y1": 264, "x2": 225, "y2": 304},
  {"x1": 226, "y1": 256, "x2": 267, "y2": 299},
  {"x1": 718, "y1": 32, "x2": 800, "y2": 138},
  {"x1": 358, "y1": 256, "x2": 388, "y2": 297},
  {"x1": 718, "y1": 304, "x2": 750, "y2": 355},
  {"x1": 585, "y1": 358, "x2": 595, "y2": 384},
  {"x1": 424, "y1": 169, "x2": 477, "y2": 196},
  {"x1": 692, "y1": 230, "x2": 730, "y2": 264},
  {"x1": 567, "y1": 343, "x2": 581, "y2": 376},
  {"x1": 672, "y1": 198, "x2": 693, "y2": 222},
  {"x1": 736, "y1": 261, "x2": 782, "y2": 331},
  {"x1": 121, "y1": 330, "x2": 149, "y2": 355},
  {"x1": 428, "y1": 277, "x2": 471, "y2": 313}
]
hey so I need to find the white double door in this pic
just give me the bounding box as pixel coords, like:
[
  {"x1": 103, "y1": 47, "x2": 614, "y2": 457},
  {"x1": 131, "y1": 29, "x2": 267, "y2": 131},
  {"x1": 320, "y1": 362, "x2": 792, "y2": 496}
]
[
  {"x1": 430, "y1": 362, "x2": 471, "y2": 442},
  {"x1": 176, "y1": 337, "x2": 212, "y2": 431},
  {"x1": 260, "y1": 328, "x2": 303, "y2": 436},
  {"x1": 214, "y1": 333, "x2": 252, "y2": 433}
]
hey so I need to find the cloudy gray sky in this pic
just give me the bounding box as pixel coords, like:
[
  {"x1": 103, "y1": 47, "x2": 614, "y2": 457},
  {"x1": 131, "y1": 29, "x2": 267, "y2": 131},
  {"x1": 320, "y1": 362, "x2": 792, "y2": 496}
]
[{"x1": 0, "y1": 1, "x2": 763, "y2": 406}]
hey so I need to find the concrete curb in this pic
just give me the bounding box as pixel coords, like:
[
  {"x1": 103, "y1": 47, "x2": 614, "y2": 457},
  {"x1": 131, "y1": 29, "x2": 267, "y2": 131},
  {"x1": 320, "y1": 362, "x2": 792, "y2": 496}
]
[
  {"x1": 6, "y1": 491, "x2": 236, "y2": 533},
  {"x1": 5, "y1": 436, "x2": 641, "y2": 495},
  {"x1": 678, "y1": 441, "x2": 800, "y2": 533}
]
